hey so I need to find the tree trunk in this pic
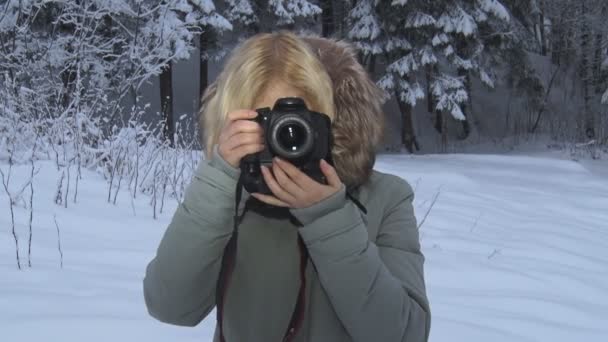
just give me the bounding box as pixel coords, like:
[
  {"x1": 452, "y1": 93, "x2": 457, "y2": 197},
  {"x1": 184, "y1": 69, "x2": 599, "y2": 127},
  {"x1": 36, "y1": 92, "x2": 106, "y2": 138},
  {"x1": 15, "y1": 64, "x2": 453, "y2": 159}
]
[
  {"x1": 426, "y1": 66, "x2": 433, "y2": 114},
  {"x1": 530, "y1": 64, "x2": 560, "y2": 133},
  {"x1": 457, "y1": 68, "x2": 471, "y2": 140},
  {"x1": 160, "y1": 61, "x2": 174, "y2": 147},
  {"x1": 551, "y1": 17, "x2": 564, "y2": 66},
  {"x1": 60, "y1": 67, "x2": 76, "y2": 110},
  {"x1": 367, "y1": 53, "x2": 376, "y2": 74},
  {"x1": 579, "y1": 0, "x2": 594, "y2": 139},
  {"x1": 539, "y1": 0, "x2": 547, "y2": 56},
  {"x1": 453, "y1": 33, "x2": 471, "y2": 140},
  {"x1": 395, "y1": 90, "x2": 419, "y2": 153},
  {"x1": 435, "y1": 110, "x2": 443, "y2": 136},
  {"x1": 426, "y1": 65, "x2": 443, "y2": 135},
  {"x1": 252, "y1": 0, "x2": 265, "y2": 33},
  {"x1": 333, "y1": 0, "x2": 348, "y2": 37},
  {"x1": 593, "y1": 4, "x2": 606, "y2": 95},
  {"x1": 321, "y1": 0, "x2": 334, "y2": 37},
  {"x1": 59, "y1": 19, "x2": 76, "y2": 110},
  {"x1": 441, "y1": 109, "x2": 448, "y2": 153},
  {"x1": 199, "y1": 30, "x2": 209, "y2": 109},
  {"x1": 357, "y1": 51, "x2": 368, "y2": 68}
]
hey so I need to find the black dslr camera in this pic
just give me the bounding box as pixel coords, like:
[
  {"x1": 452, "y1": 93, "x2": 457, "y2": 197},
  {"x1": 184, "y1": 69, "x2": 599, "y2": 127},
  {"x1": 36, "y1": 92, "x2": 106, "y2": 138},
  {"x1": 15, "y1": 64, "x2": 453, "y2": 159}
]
[{"x1": 239, "y1": 97, "x2": 333, "y2": 195}]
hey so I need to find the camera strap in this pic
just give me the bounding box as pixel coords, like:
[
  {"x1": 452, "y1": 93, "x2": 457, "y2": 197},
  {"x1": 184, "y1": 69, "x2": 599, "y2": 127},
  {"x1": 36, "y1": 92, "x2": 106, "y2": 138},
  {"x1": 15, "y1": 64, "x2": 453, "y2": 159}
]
[
  {"x1": 215, "y1": 175, "x2": 368, "y2": 342},
  {"x1": 215, "y1": 174, "x2": 309, "y2": 342},
  {"x1": 346, "y1": 191, "x2": 367, "y2": 214},
  {"x1": 325, "y1": 154, "x2": 367, "y2": 215}
]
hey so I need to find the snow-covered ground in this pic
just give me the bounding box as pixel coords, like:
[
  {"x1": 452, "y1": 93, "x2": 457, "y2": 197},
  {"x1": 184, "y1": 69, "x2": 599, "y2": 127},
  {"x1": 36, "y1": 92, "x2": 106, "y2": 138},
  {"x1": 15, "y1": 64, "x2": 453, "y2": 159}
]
[{"x1": 1, "y1": 153, "x2": 607, "y2": 342}]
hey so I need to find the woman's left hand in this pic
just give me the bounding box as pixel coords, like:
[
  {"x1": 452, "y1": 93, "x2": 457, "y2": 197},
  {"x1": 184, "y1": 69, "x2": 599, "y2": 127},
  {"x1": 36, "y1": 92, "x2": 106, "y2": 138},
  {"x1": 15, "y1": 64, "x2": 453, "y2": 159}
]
[{"x1": 251, "y1": 157, "x2": 342, "y2": 209}]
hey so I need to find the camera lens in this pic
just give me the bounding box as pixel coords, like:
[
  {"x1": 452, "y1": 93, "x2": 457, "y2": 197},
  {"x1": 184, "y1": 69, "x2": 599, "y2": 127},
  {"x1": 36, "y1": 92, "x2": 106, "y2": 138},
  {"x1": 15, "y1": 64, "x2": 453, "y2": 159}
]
[
  {"x1": 278, "y1": 123, "x2": 307, "y2": 152},
  {"x1": 270, "y1": 115, "x2": 313, "y2": 159}
]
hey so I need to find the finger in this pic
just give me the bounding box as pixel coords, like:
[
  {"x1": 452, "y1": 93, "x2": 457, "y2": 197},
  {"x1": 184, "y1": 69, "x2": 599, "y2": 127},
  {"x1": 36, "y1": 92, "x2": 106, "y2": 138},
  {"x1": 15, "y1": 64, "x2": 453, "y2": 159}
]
[
  {"x1": 261, "y1": 165, "x2": 296, "y2": 204},
  {"x1": 272, "y1": 160, "x2": 304, "y2": 197},
  {"x1": 223, "y1": 132, "x2": 265, "y2": 151},
  {"x1": 232, "y1": 143, "x2": 265, "y2": 161},
  {"x1": 273, "y1": 157, "x2": 316, "y2": 189},
  {"x1": 251, "y1": 193, "x2": 290, "y2": 207},
  {"x1": 226, "y1": 109, "x2": 258, "y2": 123},
  {"x1": 320, "y1": 159, "x2": 341, "y2": 187},
  {"x1": 219, "y1": 110, "x2": 258, "y2": 142},
  {"x1": 225, "y1": 120, "x2": 263, "y2": 140}
]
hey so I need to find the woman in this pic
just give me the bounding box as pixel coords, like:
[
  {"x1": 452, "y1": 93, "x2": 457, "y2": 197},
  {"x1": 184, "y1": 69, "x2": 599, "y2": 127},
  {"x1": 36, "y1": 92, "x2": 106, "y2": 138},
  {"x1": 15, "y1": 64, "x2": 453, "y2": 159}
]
[{"x1": 143, "y1": 31, "x2": 431, "y2": 342}]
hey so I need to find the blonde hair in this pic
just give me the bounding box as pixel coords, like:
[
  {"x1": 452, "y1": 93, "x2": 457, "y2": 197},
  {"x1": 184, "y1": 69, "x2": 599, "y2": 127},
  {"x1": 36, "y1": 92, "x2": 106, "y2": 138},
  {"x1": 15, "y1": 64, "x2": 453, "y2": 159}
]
[{"x1": 199, "y1": 31, "x2": 336, "y2": 157}]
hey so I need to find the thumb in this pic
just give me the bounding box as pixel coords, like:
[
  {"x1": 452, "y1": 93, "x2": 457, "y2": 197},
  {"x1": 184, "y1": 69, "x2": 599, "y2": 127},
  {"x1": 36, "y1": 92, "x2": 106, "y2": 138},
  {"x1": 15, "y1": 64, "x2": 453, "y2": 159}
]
[{"x1": 320, "y1": 159, "x2": 341, "y2": 187}]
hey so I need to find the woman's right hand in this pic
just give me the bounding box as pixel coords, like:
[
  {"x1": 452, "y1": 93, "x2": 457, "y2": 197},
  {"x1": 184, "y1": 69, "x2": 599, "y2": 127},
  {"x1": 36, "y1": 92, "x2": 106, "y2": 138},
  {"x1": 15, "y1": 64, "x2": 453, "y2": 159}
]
[{"x1": 217, "y1": 110, "x2": 265, "y2": 168}]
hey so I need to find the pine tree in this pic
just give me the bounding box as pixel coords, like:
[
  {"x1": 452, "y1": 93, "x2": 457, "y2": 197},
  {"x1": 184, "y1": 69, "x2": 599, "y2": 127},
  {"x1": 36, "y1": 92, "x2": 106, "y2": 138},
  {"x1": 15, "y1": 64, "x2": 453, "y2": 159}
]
[
  {"x1": 348, "y1": 0, "x2": 429, "y2": 152},
  {"x1": 347, "y1": 0, "x2": 383, "y2": 57},
  {"x1": 145, "y1": 0, "x2": 230, "y2": 145},
  {"x1": 269, "y1": 0, "x2": 321, "y2": 26},
  {"x1": 243, "y1": 0, "x2": 320, "y2": 31},
  {"x1": 197, "y1": 0, "x2": 253, "y2": 110},
  {"x1": 0, "y1": 0, "x2": 231, "y2": 143},
  {"x1": 223, "y1": 0, "x2": 257, "y2": 26},
  {"x1": 348, "y1": 0, "x2": 511, "y2": 152},
  {"x1": 602, "y1": 54, "x2": 608, "y2": 104}
]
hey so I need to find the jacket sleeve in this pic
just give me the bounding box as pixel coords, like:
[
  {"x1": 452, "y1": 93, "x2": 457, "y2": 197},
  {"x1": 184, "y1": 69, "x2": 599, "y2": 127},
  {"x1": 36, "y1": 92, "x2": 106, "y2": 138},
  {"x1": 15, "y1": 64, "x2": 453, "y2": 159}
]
[
  {"x1": 290, "y1": 176, "x2": 431, "y2": 342},
  {"x1": 143, "y1": 145, "x2": 240, "y2": 326}
]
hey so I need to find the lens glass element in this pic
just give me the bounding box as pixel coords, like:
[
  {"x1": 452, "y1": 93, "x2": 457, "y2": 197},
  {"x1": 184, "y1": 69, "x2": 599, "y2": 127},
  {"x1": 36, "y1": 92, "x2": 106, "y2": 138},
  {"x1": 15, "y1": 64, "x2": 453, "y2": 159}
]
[{"x1": 277, "y1": 123, "x2": 307, "y2": 152}]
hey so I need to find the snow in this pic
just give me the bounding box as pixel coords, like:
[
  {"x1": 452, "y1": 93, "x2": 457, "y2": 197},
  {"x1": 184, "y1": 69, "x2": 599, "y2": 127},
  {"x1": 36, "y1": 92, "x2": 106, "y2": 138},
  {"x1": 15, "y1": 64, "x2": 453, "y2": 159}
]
[
  {"x1": 404, "y1": 12, "x2": 437, "y2": 28},
  {"x1": 385, "y1": 37, "x2": 412, "y2": 52},
  {"x1": 452, "y1": 55, "x2": 475, "y2": 70},
  {"x1": 224, "y1": 0, "x2": 256, "y2": 25},
  {"x1": 347, "y1": 0, "x2": 381, "y2": 42},
  {"x1": 419, "y1": 47, "x2": 438, "y2": 66},
  {"x1": 443, "y1": 44, "x2": 455, "y2": 56},
  {"x1": 269, "y1": 0, "x2": 321, "y2": 25},
  {"x1": 479, "y1": 69, "x2": 495, "y2": 88},
  {"x1": 388, "y1": 53, "x2": 419, "y2": 76},
  {"x1": 431, "y1": 75, "x2": 469, "y2": 120},
  {"x1": 477, "y1": 0, "x2": 510, "y2": 22},
  {"x1": 397, "y1": 79, "x2": 425, "y2": 105},
  {"x1": 2, "y1": 153, "x2": 608, "y2": 341},
  {"x1": 190, "y1": 0, "x2": 216, "y2": 13},
  {"x1": 431, "y1": 33, "x2": 449, "y2": 47},
  {"x1": 436, "y1": 7, "x2": 478, "y2": 37},
  {"x1": 391, "y1": 0, "x2": 409, "y2": 6},
  {"x1": 377, "y1": 73, "x2": 425, "y2": 106}
]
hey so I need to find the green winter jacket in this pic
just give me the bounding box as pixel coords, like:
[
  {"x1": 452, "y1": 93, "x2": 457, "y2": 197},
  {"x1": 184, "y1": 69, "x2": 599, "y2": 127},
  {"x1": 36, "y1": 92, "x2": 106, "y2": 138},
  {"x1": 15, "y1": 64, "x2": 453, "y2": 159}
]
[{"x1": 143, "y1": 145, "x2": 431, "y2": 342}]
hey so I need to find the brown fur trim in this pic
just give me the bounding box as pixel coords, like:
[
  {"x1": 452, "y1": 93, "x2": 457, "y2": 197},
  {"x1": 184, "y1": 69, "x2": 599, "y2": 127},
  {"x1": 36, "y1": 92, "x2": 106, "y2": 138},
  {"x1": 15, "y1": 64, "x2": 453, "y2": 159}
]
[{"x1": 301, "y1": 36, "x2": 387, "y2": 190}]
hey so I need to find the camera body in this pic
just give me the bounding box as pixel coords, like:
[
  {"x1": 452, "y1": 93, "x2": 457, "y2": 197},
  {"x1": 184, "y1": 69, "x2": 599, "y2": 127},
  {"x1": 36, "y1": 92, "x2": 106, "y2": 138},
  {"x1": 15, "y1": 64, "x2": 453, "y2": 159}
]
[{"x1": 239, "y1": 97, "x2": 333, "y2": 195}]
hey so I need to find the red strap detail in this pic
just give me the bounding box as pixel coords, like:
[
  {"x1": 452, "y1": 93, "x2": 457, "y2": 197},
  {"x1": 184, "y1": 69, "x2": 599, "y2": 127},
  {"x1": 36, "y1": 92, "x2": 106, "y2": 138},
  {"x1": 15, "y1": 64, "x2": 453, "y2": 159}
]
[
  {"x1": 216, "y1": 231, "x2": 238, "y2": 342},
  {"x1": 216, "y1": 233, "x2": 309, "y2": 342},
  {"x1": 283, "y1": 235, "x2": 309, "y2": 342}
]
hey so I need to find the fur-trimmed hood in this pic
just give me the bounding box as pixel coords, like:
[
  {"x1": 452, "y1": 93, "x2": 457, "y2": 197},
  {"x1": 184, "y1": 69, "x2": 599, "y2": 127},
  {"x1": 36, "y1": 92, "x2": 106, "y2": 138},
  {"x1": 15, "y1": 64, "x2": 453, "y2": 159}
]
[
  {"x1": 198, "y1": 34, "x2": 387, "y2": 191},
  {"x1": 300, "y1": 35, "x2": 386, "y2": 190}
]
